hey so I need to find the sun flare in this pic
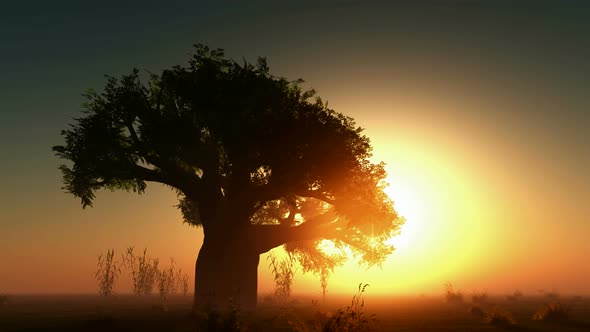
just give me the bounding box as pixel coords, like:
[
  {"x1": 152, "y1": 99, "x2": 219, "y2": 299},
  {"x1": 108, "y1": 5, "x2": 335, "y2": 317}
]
[{"x1": 383, "y1": 176, "x2": 423, "y2": 252}]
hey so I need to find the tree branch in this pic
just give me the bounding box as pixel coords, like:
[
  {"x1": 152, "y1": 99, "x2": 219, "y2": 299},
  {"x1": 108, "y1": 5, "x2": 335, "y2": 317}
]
[
  {"x1": 294, "y1": 189, "x2": 336, "y2": 205},
  {"x1": 252, "y1": 212, "x2": 341, "y2": 254}
]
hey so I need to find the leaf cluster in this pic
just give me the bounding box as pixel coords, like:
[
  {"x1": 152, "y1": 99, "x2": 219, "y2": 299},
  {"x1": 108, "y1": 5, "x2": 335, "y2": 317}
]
[{"x1": 54, "y1": 43, "x2": 404, "y2": 271}]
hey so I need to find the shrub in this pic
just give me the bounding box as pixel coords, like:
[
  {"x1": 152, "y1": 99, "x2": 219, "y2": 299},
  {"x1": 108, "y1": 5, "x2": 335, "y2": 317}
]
[
  {"x1": 506, "y1": 290, "x2": 523, "y2": 301},
  {"x1": 444, "y1": 282, "x2": 463, "y2": 303},
  {"x1": 268, "y1": 253, "x2": 297, "y2": 304},
  {"x1": 469, "y1": 305, "x2": 486, "y2": 317},
  {"x1": 176, "y1": 268, "x2": 190, "y2": 296},
  {"x1": 123, "y1": 247, "x2": 159, "y2": 295},
  {"x1": 484, "y1": 308, "x2": 517, "y2": 327},
  {"x1": 533, "y1": 302, "x2": 570, "y2": 322},
  {"x1": 544, "y1": 291, "x2": 560, "y2": 301},
  {"x1": 0, "y1": 294, "x2": 7, "y2": 306},
  {"x1": 323, "y1": 283, "x2": 377, "y2": 332},
  {"x1": 193, "y1": 299, "x2": 246, "y2": 332},
  {"x1": 95, "y1": 249, "x2": 122, "y2": 296},
  {"x1": 156, "y1": 259, "x2": 178, "y2": 308},
  {"x1": 471, "y1": 291, "x2": 488, "y2": 304}
]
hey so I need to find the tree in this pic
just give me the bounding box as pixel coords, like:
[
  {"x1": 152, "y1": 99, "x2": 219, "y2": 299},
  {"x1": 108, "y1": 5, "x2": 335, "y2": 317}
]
[{"x1": 53, "y1": 44, "x2": 404, "y2": 309}]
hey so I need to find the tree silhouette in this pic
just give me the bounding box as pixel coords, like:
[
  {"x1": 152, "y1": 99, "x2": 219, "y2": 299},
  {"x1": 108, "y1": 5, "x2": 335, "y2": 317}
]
[{"x1": 53, "y1": 44, "x2": 404, "y2": 308}]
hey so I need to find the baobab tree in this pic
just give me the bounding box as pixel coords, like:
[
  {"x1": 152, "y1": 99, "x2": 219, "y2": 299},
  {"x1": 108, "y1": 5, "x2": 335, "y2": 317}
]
[{"x1": 53, "y1": 44, "x2": 404, "y2": 308}]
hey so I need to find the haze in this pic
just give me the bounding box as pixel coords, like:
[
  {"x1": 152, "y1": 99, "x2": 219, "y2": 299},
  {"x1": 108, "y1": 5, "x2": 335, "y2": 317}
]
[{"x1": 1, "y1": 1, "x2": 588, "y2": 297}]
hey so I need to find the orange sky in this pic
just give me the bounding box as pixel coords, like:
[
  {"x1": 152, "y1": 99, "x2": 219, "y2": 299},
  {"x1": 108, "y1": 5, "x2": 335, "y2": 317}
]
[
  {"x1": 1, "y1": 2, "x2": 588, "y2": 297},
  {"x1": 2, "y1": 89, "x2": 588, "y2": 296}
]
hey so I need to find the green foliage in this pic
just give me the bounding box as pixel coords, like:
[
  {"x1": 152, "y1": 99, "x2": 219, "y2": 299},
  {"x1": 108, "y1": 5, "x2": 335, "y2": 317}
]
[
  {"x1": 323, "y1": 283, "x2": 377, "y2": 332},
  {"x1": 533, "y1": 302, "x2": 570, "y2": 322},
  {"x1": 95, "y1": 249, "x2": 122, "y2": 296}
]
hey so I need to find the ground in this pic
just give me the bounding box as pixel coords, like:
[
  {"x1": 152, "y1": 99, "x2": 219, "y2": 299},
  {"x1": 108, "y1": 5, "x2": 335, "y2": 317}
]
[{"x1": 1, "y1": 294, "x2": 589, "y2": 331}]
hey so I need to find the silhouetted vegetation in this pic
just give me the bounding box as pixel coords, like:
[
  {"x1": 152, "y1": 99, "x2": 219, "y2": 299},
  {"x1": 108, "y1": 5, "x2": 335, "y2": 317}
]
[
  {"x1": 506, "y1": 290, "x2": 524, "y2": 301},
  {"x1": 471, "y1": 291, "x2": 488, "y2": 304},
  {"x1": 156, "y1": 259, "x2": 178, "y2": 309},
  {"x1": 267, "y1": 253, "x2": 297, "y2": 305},
  {"x1": 53, "y1": 43, "x2": 403, "y2": 308},
  {"x1": 95, "y1": 246, "x2": 189, "y2": 302},
  {"x1": 469, "y1": 304, "x2": 486, "y2": 317},
  {"x1": 124, "y1": 247, "x2": 159, "y2": 295},
  {"x1": 484, "y1": 307, "x2": 518, "y2": 327},
  {"x1": 3, "y1": 289, "x2": 590, "y2": 331},
  {"x1": 0, "y1": 294, "x2": 7, "y2": 307},
  {"x1": 322, "y1": 283, "x2": 377, "y2": 332},
  {"x1": 444, "y1": 282, "x2": 463, "y2": 303},
  {"x1": 533, "y1": 302, "x2": 570, "y2": 322},
  {"x1": 95, "y1": 249, "x2": 122, "y2": 296}
]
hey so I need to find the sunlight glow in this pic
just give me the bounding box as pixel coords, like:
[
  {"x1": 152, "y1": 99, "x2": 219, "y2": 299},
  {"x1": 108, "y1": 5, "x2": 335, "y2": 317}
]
[{"x1": 384, "y1": 179, "x2": 421, "y2": 251}]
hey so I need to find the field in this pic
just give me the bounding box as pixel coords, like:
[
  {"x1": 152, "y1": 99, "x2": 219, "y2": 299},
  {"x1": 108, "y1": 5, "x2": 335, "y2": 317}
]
[{"x1": 1, "y1": 294, "x2": 589, "y2": 331}]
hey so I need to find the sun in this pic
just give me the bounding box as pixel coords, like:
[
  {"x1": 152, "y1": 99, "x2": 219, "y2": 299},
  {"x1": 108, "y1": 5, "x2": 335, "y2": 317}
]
[{"x1": 383, "y1": 175, "x2": 425, "y2": 252}]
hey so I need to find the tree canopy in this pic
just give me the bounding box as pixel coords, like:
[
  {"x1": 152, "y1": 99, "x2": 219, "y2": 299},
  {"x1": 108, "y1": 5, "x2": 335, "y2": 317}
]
[{"x1": 53, "y1": 44, "x2": 404, "y2": 281}]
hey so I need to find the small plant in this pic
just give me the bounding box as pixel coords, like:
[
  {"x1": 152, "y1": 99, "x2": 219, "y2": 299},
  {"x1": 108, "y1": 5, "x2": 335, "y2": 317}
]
[
  {"x1": 268, "y1": 253, "x2": 297, "y2": 304},
  {"x1": 485, "y1": 308, "x2": 517, "y2": 327},
  {"x1": 193, "y1": 299, "x2": 246, "y2": 332},
  {"x1": 506, "y1": 290, "x2": 523, "y2": 301},
  {"x1": 156, "y1": 258, "x2": 178, "y2": 308},
  {"x1": 0, "y1": 294, "x2": 8, "y2": 306},
  {"x1": 123, "y1": 247, "x2": 159, "y2": 295},
  {"x1": 468, "y1": 305, "x2": 486, "y2": 317},
  {"x1": 319, "y1": 267, "x2": 330, "y2": 303},
  {"x1": 544, "y1": 290, "x2": 560, "y2": 301},
  {"x1": 533, "y1": 302, "x2": 570, "y2": 322},
  {"x1": 323, "y1": 283, "x2": 377, "y2": 332},
  {"x1": 444, "y1": 282, "x2": 463, "y2": 303},
  {"x1": 95, "y1": 249, "x2": 122, "y2": 296},
  {"x1": 471, "y1": 291, "x2": 488, "y2": 304},
  {"x1": 176, "y1": 268, "x2": 190, "y2": 296}
]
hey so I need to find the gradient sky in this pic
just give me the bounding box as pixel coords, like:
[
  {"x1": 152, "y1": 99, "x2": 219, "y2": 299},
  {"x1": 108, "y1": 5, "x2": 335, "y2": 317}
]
[{"x1": 1, "y1": 1, "x2": 589, "y2": 297}]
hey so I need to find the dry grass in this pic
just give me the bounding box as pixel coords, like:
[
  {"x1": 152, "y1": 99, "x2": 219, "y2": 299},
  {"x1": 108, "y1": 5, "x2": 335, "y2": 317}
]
[
  {"x1": 268, "y1": 253, "x2": 297, "y2": 305},
  {"x1": 484, "y1": 307, "x2": 517, "y2": 327},
  {"x1": 0, "y1": 294, "x2": 8, "y2": 307},
  {"x1": 193, "y1": 302, "x2": 246, "y2": 332},
  {"x1": 2, "y1": 294, "x2": 590, "y2": 332},
  {"x1": 533, "y1": 302, "x2": 570, "y2": 322},
  {"x1": 95, "y1": 249, "x2": 122, "y2": 296},
  {"x1": 123, "y1": 247, "x2": 159, "y2": 296},
  {"x1": 322, "y1": 283, "x2": 378, "y2": 332},
  {"x1": 471, "y1": 291, "x2": 488, "y2": 305},
  {"x1": 506, "y1": 290, "x2": 524, "y2": 301},
  {"x1": 444, "y1": 282, "x2": 463, "y2": 303},
  {"x1": 468, "y1": 305, "x2": 486, "y2": 317}
]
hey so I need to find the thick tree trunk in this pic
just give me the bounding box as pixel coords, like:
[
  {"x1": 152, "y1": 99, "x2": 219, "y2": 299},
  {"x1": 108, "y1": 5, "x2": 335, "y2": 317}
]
[
  {"x1": 194, "y1": 227, "x2": 260, "y2": 310},
  {"x1": 192, "y1": 220, "x2": 332, "y2": 310}
]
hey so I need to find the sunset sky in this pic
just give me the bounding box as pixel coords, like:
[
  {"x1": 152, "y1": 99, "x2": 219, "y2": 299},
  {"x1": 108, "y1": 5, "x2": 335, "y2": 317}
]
[{"x1": 1, "y1": 1, "x2": 588, "y2": 297}]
